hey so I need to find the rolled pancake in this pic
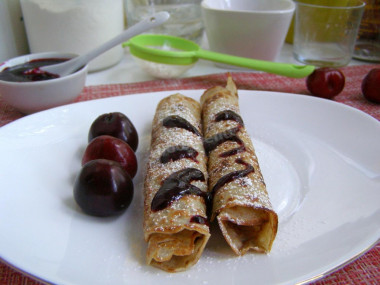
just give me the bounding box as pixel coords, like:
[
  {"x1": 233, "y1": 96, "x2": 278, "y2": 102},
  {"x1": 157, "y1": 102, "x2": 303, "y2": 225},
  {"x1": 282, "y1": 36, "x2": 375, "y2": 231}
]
[
  {"x1": 200, "y1": 76, "x2": 278, "y2": 255},
  {"x1": 144, "y1": 94, "x2": 210, "y2": 272}
]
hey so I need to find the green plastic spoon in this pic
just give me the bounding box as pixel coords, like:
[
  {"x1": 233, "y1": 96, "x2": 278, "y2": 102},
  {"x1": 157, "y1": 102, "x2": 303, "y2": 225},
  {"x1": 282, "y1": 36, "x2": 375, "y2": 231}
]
[{"x1": 123, "y1": 34, "x2": 315, "y2": 78}]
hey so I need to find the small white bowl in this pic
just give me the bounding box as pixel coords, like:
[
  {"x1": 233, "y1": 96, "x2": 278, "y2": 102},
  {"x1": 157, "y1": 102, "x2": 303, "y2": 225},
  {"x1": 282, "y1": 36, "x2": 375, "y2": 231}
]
[
  {"x1": 201, "y1": 0, "x2": 295, "y2": 63},
  {"x1": 0, "y1": 52, "x2": 87, "y2": 114}
]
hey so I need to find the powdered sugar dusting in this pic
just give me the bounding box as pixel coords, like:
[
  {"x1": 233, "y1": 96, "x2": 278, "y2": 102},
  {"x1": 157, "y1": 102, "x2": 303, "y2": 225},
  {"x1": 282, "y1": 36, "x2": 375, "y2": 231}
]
[
  {"x1": 202, "y1": 95, "x2": 275, "y2": 212},
  {"x1": 200, "y1": 80, "x2": 277, "y2": 254},
  {"x1": 144, "y1": 93, "x2": 209, "y2": 235}
]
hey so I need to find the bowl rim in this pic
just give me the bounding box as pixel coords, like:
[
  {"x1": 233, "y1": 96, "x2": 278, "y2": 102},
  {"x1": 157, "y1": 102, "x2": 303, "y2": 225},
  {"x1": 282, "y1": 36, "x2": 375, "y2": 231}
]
[
  {"x1": 0, "y1": 51, "x2": 87, "y2": 86},
  {"x1": 201, "y1": 0, "x2": 295, "y2": 14}
]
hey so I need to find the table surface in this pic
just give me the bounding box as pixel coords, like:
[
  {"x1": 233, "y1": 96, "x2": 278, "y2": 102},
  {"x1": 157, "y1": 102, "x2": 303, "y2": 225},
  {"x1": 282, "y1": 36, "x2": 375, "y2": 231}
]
[{"x1": 0, "y1": 41, "x2": 379, "y2": 285}]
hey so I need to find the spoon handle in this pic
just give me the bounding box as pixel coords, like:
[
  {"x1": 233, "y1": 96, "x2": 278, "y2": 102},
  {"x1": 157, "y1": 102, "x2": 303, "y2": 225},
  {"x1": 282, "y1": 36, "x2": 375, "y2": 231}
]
[
  {"x1": 196, "y1": 49, "x2": 315, "y2": 78},
  {"x1": 42, "y1": 11, "x2": 170, "y2": 76}
]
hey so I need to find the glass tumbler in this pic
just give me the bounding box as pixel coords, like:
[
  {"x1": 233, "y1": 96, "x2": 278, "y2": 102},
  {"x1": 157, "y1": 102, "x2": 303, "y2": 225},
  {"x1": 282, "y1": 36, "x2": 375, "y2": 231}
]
[
  {"x1": 293, "y1": 0, "x2": 365, "y2": 67},
  {"x1": 353, "y1": 0, "x2": 380, "y2": 62},
  {"x1": 125, "y1": 0, "x2": 204, "y2": 45}
]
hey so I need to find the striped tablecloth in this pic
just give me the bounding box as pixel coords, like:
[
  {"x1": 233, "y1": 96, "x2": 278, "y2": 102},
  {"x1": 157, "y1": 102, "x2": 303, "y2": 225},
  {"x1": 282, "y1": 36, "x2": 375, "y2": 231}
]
[{"x1": 1, "y1": 65, "x2": 379, "y2": 284}]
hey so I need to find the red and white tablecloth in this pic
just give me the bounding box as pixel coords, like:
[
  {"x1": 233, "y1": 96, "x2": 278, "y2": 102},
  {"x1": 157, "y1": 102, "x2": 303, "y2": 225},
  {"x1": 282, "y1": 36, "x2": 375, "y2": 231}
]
[{"x1": 1, "y1": 64, "x2": 379, "y2": 284}]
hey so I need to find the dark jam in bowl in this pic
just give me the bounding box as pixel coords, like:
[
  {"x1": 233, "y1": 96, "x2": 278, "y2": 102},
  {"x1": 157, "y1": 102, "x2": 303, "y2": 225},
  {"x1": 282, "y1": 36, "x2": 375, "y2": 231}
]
[{"x1": 0, "y1": 58, "x2": 68, "y2": 82}]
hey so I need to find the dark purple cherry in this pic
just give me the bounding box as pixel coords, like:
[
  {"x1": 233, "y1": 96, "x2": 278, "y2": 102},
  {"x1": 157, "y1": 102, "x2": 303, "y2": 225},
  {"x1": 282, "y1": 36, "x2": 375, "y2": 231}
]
[
  {"x1": 82, "y1": 135, "x2": 137, "y2": 178},
  {"x1": 306, "y1": 67, "x2": 345, "y2": 99},
  {"x1": 88, "y1": 112, "x2": 138, "y2": 151},
  {"x1": 73, "y1": 159, "x2": 134, "y2": 217}
]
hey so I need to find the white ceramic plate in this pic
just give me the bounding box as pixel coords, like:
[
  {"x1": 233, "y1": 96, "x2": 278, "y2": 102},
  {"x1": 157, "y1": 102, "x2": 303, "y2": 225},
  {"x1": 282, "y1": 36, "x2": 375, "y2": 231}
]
[{"x1": 0, "y1": 90, "x2": 379, "y2": 285}]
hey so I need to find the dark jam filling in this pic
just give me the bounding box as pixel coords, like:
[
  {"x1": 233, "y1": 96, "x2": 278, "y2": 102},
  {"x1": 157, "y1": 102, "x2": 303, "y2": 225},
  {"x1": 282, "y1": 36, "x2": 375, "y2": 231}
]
[
  {"x1": 203, "y1": 127, "x2": 243, "y2": 156},
  {"x1": 155, "y1": 111, "x2": 250, "y2": 219},
  {"x1": 219, "y1": 145, "x2": 246, "y2": 157},
  {"x1": 151, "y1": 168, "x2": 207, "y2": 211},
  {"x1": 0, "y1": 58, "x2": 67, "y2": 82},
  {"x1": 160, "y1": 145, "x2": 199, "y2": 163},
  {"x1": 211, "y1": 159, "x2": 254, "y2": 196},
  {"x1": 215, "y1": 110, "x2": 244, "y2": 127},
  {"x1": 190, "y1": 215, "x2": 209, "y2": 226},
  {"x1": 163, "y1": 115, "x2": 201, "y2": 136}
]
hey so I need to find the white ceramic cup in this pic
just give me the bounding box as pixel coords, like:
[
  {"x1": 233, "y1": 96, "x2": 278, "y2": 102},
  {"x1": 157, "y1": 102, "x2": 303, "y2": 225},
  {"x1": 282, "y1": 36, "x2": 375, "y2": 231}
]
[{"x1": 201, "y1": 0, "x2": 295, "y2": 63}]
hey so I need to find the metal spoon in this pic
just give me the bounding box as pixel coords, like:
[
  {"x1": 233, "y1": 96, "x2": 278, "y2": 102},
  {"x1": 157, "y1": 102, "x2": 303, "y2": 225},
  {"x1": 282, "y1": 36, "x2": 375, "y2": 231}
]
[{"x1": 39, "y1": 12, "x2": 170, "y2": 77}]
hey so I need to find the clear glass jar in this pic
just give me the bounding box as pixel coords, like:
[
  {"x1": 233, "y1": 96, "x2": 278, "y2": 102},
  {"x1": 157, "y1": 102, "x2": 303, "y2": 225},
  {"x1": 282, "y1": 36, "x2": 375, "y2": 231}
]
[
  {"x1": 353, "y1": 0, "x2": 380, "y2": 62},
  {"x1": 125, "y1": 0, "x2": 204, "y2": 45},
  {"x1": 21, "y1": 0, "x2": 125, "y2": 71}
]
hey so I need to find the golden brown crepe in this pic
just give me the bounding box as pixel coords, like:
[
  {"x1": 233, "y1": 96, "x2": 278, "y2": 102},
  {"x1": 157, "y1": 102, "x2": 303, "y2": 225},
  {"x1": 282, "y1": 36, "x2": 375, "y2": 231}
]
[
  {"x1": 143, "y1": 94, "x2": 210, "y2": 272},
  {"x1": 200, "y1": 76, "x2": 278, "y2": 255}
]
